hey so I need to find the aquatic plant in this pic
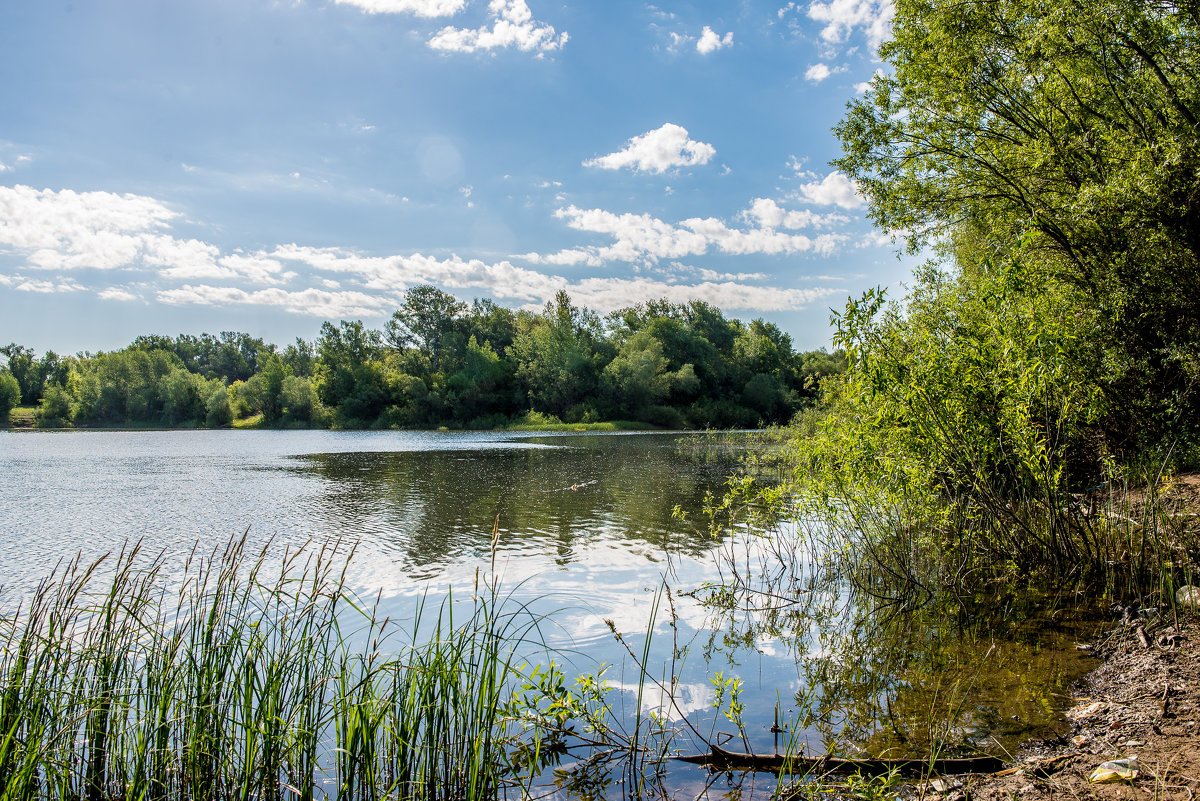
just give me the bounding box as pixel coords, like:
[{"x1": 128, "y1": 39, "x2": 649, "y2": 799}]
[{"x1": 0, "y1": 535, "x2": 544, "y2": 801}]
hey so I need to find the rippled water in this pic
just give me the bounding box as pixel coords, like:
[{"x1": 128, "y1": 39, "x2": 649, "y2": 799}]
[
  {"x1": 0, "y1": 429, "x2": 1102, "y2": 798},
  {"x1": 0, "y1": 430, "x2": 805, "y2": 786}
]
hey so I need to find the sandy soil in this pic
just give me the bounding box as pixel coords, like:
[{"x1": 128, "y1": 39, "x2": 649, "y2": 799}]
[{"x1": 938, "y1": 616, "x2": 1200, "y2": 800}]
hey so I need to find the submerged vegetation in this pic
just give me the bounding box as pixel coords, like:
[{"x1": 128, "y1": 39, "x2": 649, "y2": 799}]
[{"x1": 0, "y1": 295, "x2": 845, "y2": 431}]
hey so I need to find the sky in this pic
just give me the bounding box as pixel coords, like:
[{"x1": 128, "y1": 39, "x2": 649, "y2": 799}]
[{"x1": 0, "y1": 0, "x2": 908, "y2": 355}]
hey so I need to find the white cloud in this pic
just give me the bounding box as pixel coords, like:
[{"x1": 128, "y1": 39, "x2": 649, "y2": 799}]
[
  {"x1": 807, "y1": 0, "x2": 894, "y2": 51},
  {"x1": 428, "y1": 0, "x2": 567, "y2": 54},
  {"x1": 0, "y1": 183, "x2": 850, "y2": 321},
  {"x1": 333, "y1": 0, "x2": 466, "y2": 16},
  {"x1": 220, "y1": 244, "x2": 839, "y2": 316},
  {"x1": 0, "y1": 163, "x2": 10, "y2": 173},
  {"x1": 524, "y1": 204, "x2": 847, "y2": 266},
  {"x1": 566, "y1": 277, "x2": 840, "y2": 313},
  {"x1": 744, "y1": 198, "x2": 848, "y2": 229},
  {"x1": 794, "y1": 171, "x2": 866, "y2": 210},
  {"x1": 0, "y1": 186, "x2": 296, "y2": 285},
  {"x1": 696, "y1": 26, "x2": 733, "y2": 54},
  {"x1": 157, "y1": 284, "x2": 395, "y2": 318},
  {"x1": 854, "y1": 68, "x2": 885, "y2": 93},
  {"x1": 12, "y1": 276, "x2": 85, "y2": 293},
  {"x1": 98, "y1": 287, "x2": 139, "y2": 302},
  {"x1": 583, "y1": 123, "x2": 716, "y2": 174},
  {"x1": 858, "y1": 228, "x2": 906, "y2": 248},
  {"x1": 667, "y1": 31, "x2": 691, "y2": 53},
  {"x1": 0, "y1": 185, "x2": 176, "y2": 271},
  {"x1": 805, "y1": 63, "x2": 832, "y2": 82}
]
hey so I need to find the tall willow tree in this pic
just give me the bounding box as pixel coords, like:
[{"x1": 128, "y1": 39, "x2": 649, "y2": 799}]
[{"x1": 837, "y1": 0, "x2": 1200, "y2": 458}]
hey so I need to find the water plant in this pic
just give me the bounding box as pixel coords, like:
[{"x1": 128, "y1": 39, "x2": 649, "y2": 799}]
[{"x1": 0, "y1": 534, "x2": 546, "y2": 801}]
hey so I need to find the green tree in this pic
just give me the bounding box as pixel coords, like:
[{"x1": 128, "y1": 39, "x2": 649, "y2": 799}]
[
  {"x1": 509, "y1": 292, "x2": 606, "y2": 420},
  {"x1": 602, "y1": 330, "x2": 685, "y2": 419},
  {"x1": 0, "y1": 369, "x2": 19, "y2": 423},
  {"x1": 159, "y1": 368, "x2": 206, "y2": 424},
  {"x1": 280, "y1": 375, "x2": 321, "y2": 424},
  {"x1": 1, "y1": 344, "x2": 38, "y2": 404},
  {"x1": 36, "y1": 384, "x2": 73, "y2": 427},
  {"x1": 445, "y1": 336, "x2": 508, "y2": 422},
  {"x1": 282, "y1": 337, "x2": 317, "y2": 377},
  {"x1": 836, "y1": 0, "x2": 1200, "y2": 457},
  {"x1": 205, "y1": 382, "x2": 233, "y2": 427},
  {"x1": 316, "y1": 320, "x2": 386, "y2": 424},
  {"x1": 385, "y1": 286, "x2": 467, "y2": 374}
]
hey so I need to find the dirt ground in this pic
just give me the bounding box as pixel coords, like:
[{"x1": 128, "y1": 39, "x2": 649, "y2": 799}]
[{"x1": 935, "y1": 615, "x2": 1200, "y2": 800}]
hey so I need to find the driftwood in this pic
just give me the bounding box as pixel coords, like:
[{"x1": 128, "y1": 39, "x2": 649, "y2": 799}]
[{"x1": 671, "y1": 743, "x2": 1005, "y2": 777}]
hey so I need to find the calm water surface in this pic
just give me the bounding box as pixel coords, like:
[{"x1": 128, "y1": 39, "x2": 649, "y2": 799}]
[{"x1": 0, "y1": 429, "x2": 1101, "y2": 798}]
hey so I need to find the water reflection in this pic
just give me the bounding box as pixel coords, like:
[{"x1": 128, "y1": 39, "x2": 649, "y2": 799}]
[
  {"x1": 290, "y1": 435, "x2": 730, "y2": 578},
  {"x1": 0, "y1": 429, "x2": 1108, "y2": 800}
]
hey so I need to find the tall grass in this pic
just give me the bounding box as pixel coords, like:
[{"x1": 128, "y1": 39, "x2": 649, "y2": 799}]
[{"x1": 0, "y1": 535, "x2": 539, "y2": 801}]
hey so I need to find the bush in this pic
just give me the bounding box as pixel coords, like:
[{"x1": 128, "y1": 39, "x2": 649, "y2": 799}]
[
  {"x1": 205, "y1": 383, "x2": 233, "y2": 427},
  {"x1": 35, "y1": 384, "x2": 73, "y2": 427},
  {"x1": 0, "y1": 369, "x2": 19, "y2": 424}
]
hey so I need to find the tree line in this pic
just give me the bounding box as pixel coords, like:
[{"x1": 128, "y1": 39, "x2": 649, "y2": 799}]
[{"x1": 0, "y1": 290, "x2": 845, "y2": 430}]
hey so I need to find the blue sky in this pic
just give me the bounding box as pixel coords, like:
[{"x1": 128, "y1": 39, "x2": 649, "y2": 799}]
[{"x1": 0, "y1": 0, "x2": 906, "y2": 355}]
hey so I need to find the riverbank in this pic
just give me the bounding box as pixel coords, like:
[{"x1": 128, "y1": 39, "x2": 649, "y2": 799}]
[
  {"x1": 3, "y1": 410, "x2": 665, "y2": 433},
  {"x1": 946, "y1": 616, "x2": 1200, "y2": 800}
]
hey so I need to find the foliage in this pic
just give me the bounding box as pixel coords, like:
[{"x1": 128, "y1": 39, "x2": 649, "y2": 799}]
[
  {"x1": 0, "y1": 369, "x2": 19, "y2": 423},
  {"x1": 837, "y1": 0, "x2": 1200, "y2": 461},
  {"x1": 0, "y1": 538, "x2": 553, "y2": 801},
  {"x1": 764, "y1": 0, "x2": 1200, "y2": 594},
  {"x1": 11, "y1": 288, "x2": 844, "y2": 430}
]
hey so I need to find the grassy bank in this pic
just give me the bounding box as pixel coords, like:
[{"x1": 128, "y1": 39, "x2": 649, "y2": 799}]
[
  {"x1": 500, "y1": 419, "x2": 659, "y2": 432},
  {"x1": 6, "y1": 405, "x2": 36, "y2": 428}
]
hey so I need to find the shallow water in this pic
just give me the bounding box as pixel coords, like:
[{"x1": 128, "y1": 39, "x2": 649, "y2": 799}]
[{"x1": 0, "y1": 429, "x2": 1103, "y2": 798}]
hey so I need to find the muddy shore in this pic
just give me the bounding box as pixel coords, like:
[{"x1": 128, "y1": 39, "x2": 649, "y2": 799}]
[{"x1": 941, "y1": 616, "x2": 1200, "y2": 800}]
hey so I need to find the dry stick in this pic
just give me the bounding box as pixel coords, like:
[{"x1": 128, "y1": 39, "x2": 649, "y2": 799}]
[{"x1": 1136, "y1": 624, "x2": 1152, "y2": 649}]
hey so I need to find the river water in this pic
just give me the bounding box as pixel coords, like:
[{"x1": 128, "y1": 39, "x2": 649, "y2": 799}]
[{"x1": 0, "y1": 429, "x2": 1101, "y2": 798}]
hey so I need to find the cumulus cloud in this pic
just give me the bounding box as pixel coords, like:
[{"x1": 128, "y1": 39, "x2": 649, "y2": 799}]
[
  {"x1": 805, "y1": 63, "x2": 832, "y2": 82},
  {"x1": 428, "y1": 0, "x2": 567, "y2": 54},
  {"x1": 583, "y1": 124, "x2": 716, "y2": 174},
  {"x1": 521, "y1": 204, "x2": 846, "y2": 266},
  {"x1": 0, "y1": 185, "x2": 176, "y2": 271},
  {"x1": 158, "y1": 285, "x2": 395, "y2": 318},
  {"x1": 0, "y1": 186, "x2": 295, "y2": 285},
  {"x1": 0, "y1": 183, "x2": 848, "y2": 320},
  {"x1": 334, "y1": 0, "x2": 466, "y2": 15},
  {"x1": 696, "y1": 26, "x2": 733, "y2": 54},
  {"x1": 267, "y1": 244, "x2": 565, "y2": 303},
  {"x1": 566, "y1": 277, "x2": 840, "y2": 313},
  {"x1": 794, "y1": 171, "x2": 866, "y2": 210},
  {"x1": 807, "y1": 0, "x2": 894, "y2": 51},
  {"x1": 744, "y1": 198, "x2": 848, "y2": 229},
  {"x1": 98, "y1": 287, "x2": 140, "y2": 302},
  {"x1": 5, "y1": 275, "x2": 86, "y2": 293}
]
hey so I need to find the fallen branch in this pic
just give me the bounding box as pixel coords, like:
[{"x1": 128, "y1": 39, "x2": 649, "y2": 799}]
[{"x1": 671, "y1": 744, "x2": 1005, "y2": 777}]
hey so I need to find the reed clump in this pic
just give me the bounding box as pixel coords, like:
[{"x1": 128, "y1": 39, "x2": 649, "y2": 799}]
[{"x1": 0, "y1": 535, "x2": 537, "y2": 801}]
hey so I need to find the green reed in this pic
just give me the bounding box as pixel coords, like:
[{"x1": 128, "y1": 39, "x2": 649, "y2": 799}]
[{"x1": 0, "y1": 535, "x2": 540, "y2": 801}]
